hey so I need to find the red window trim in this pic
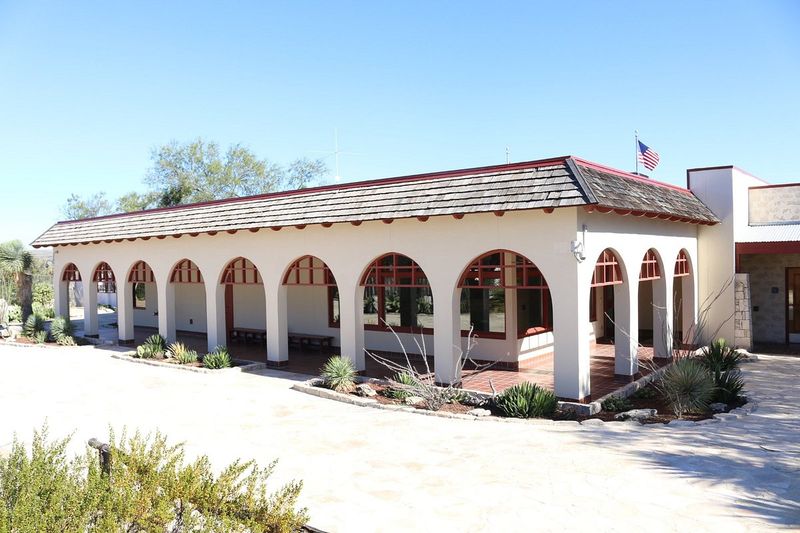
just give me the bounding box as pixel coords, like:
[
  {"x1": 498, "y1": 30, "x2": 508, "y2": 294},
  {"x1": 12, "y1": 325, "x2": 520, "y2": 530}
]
[
  {"x1": 62, "y1": 263, "x2": 81, "y2": 282},
  {"x1": 284, "y1": 255, "x2": 336, "y2": 286},
  {"x1": 462, "y1": 329, "x2": 505, "y2": 339},
  {"x1": 674, "y1": 250, "x2": 690, "y2": 277},
  {"x1": 517, "y1": 326, "x2": 553, "y2": 339},
  {"x1": 128, "y1": 261, "x2": 155, "y2": 283},
  {"x1": 92, "y1": 262, "x2": 115, "y2": 283},
  {"x1": 366, "y1": 324, "x2": 434, "y2": 335},
  {"x1": 639, "y1": 249, "x2": 661, "y2": 281},
  {"x1": 222, "y1": 257, "x2": 263, "y2": 285},
  {"x1": 459, "y1": 250, "x2": 548, "y2": 289},
  {"x1": 170, "y1": 259, "x2": 204, "y2": 284},
  {"x1": 591, "y1": 250, "x2": 623, "y2": 287},
  {"x1": 361, "y1": 253, "x2": 430, "y2": 288}
]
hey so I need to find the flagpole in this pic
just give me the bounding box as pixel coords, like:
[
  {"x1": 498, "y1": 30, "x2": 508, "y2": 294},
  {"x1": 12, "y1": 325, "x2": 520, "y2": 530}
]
[{"x1": 634, "y1": 130, "x2": 639, "y2": 175}]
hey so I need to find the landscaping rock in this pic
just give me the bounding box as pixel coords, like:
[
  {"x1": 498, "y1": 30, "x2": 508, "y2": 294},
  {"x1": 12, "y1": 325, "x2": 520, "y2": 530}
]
[
  {"x1": 614, "y1": 408, "x2": 657, "y2": 421},
  {"x1": 0, "y1": 325, "x2": 8, "y2": 339},
  {"x1": 709, "y1": 402, "x2": 727, "y2": 413},
  {"x1": 355, "y1": 384, "x2": 377, "y2": 398},
  {"x1": 467, "y1": 408, "x2": 491, "y2": 417},
  {"x1": 404, "y1": 396, "x2": 424, "y2": 406},
  {"x1": 461, "y1": 393, "x2": 488, "y2": 407}
]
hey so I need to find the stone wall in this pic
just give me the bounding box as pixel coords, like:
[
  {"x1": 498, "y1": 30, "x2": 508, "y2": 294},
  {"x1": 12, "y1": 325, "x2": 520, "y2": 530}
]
[
  {"x1": 739, "y1": 253, "x2": 800, "y2": 343},
  {"x1": 733, "y1": 273, "x2": 752, "y2": 350},
  {"x1": 749, "y1": 186, "x2": 800, "y2": 225}
]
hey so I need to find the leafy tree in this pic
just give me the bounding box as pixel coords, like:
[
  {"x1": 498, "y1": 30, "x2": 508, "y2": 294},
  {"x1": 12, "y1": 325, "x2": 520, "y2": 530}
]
[
  {"x1": 0, "y1": 240, "x2": 33, "y2": 321},
  {"x1": 62, "y1": 192, "x2": 113, "y2": 220},
  {"x1": 61, "y1": 139, "x2": 328, "y2": 218}
]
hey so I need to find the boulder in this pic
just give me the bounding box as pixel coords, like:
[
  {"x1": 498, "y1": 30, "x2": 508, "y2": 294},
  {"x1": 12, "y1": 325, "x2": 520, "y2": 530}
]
[
  {"x1": 709, "y1": 402, "x2": 727, "y2": 413},
  {"x1": 404, "y1": 395, "x2": 424, "y2": 406},
  {"x1": 355, "y1": 384, "x2": 377, "y2": 397},
  {"x1": 614, "y1": 408, "x2": 657, "y2": 421},
  {"x1": 468, "y1": 408, "x2": 492, "y2": 417}
]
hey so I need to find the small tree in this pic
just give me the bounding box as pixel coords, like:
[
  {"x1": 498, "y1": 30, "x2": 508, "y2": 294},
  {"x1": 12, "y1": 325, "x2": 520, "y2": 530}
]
[{"x1": 0, "y1": 240, "x2": 33, "y2": 321}]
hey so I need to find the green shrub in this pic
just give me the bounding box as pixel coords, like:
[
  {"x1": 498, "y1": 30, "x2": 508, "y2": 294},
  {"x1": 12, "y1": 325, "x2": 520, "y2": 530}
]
[
  {"x1": 320, "y1": 356, "x2": 357, "y2": 393},
  {"x1": 135, "y1": 344, "x2": 157, "y2": 359},
  {"x1": 168, "y1": 342, "x2": 198, "y2": 364},
  {"x1": 386, "y1": 371, "x2": 418, "y2": 400},
  {"x1": 31, "y1": 302, "x2": 55, "y2": 319},
  {"x1": 631, "y1": 386, "x2": 658, "y2": 400},
  {"x1": 659, "y1": 358, "x2": 715, "y2": 417},
  {"x1": 601, "y1": 395, "x2": 633, "y2": 412},
  {"x1": 49, "y1": 315, "x2": 74, "y2": 342},
  {"x1": 56, "y1": 335, "x2": 77, "y2": 347},
  {"x1": 142, "y1": 334, "x2": 166, "y2": 357},
  {"x1": 32, "y1": 330, "x2": 48, "y2": 344},
  {"x1": 203, "y1": 347, "x2": 232, "y2": 369},
  {"x1": 32, "y1": 282, "x2": 53, "y2": 307},
  {"x1": 494, "y1": 382, "x2": 558, "y2": 418},
  {"x1": 698, "y1": 339, "x2": 743, "y2": 374},
  {"x1": 713, "y1": 370, "x2": 745, "y2": 404},
  {"x1": 6, "y1": 305, "x2": 21, "y2": 323},
  {"x1": 0, "y1": 424, "x2": 309, "y2": 532},
  {"x1": 22, "y1": 314, "x2": 45, "y2": 338}
]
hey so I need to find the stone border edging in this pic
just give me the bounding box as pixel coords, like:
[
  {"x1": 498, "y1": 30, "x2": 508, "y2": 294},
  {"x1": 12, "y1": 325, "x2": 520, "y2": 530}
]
[
  {"x1": 292, "y1": 368, "x2": 759, "y2": 429},
  {"x1": 109, "y1": 352, "x2": 267, "y2": 374}
]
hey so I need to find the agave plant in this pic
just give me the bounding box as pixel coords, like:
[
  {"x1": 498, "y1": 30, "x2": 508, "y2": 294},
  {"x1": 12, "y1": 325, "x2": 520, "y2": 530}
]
[
  {"x1": 698, "y1": 339, "x2": 743, "y2": 374},
  {"x1": 142, "y1": 334, "x2": 167, "y2": 357},
  {"x1": 23, "y1": 314, "x2": 45, "y2": 338},
  {"x1": 49, "y1": 315, "x2": 74, "y2": 342},
  {"x1": 713, "y1": 370, "x2": 745, "y2": 404},
  {"x1": 494, "y1": 381, "x2": 558, "y2": 418},
  {"x1": 658, "y1": 358, "x2": 715, "y2": 417},
  {"x1": 320, "y1": 356, "x2": 357, "y2": 393},
  {"x1": 168, "y1": 342, "x2": 198, "y2": 364},
  {"x1": 203, "y1": 346, "x2": 232, "y2": 369},
  {"x1": 386, "y1": 371, "x2": 418, "y2": 400}
]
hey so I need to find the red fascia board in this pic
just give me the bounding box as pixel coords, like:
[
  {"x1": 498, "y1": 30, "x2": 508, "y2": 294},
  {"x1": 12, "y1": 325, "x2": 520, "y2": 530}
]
[
  {"x1": 53, "y1": 156, "x2": 574, "y2": 226},
  {"x1": 736, "y1": 241, "x2": 800, "y2": 255},
  {"x1": 572, "y1": 157, "x2": 693, "y2": 195},
  {"x1": 749, "y1": 182, "x2": 800, "y2": 190}
]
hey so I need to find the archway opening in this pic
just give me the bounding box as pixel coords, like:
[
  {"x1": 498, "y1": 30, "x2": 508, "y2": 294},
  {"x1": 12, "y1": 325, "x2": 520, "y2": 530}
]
[
  {"x1": 221, "y1": 257, "x2": 266, "y2": 362},
  {"x1": 282, "y1": 255, "x2": 339, "y2": 366},
  {"x1": 88, "y1": 261, "x2": 117, "y2": 339},
  {"x1": 673, "y1": 249, "x2": 693, "y2": 346},
  {"x1": 590, "y1": 249, "x2": 623, "y2": 345},
  {"x1": 126, "y1": 261, "x2": 157, "y2": 343},
  {"x1": 168, "y1": 259, "x2": 207, "y2": 353},
  {"x1": 59, "y1": 263, "x2": 82, "y2": 322},
  {"x1": 637, "y1": 249, "x2": 662, "y2": 348}
]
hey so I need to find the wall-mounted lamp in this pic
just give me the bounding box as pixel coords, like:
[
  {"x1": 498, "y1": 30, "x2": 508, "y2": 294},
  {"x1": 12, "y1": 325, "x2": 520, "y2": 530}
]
[{"x1": 571, "y1": 224, "x2": 588, "y2": 263}]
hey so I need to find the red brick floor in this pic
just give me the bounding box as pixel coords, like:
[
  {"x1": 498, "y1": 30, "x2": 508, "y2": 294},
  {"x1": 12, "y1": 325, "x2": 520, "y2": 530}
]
[{"x1": 105, "y1": 326, "x2": 666, "y2": 401}]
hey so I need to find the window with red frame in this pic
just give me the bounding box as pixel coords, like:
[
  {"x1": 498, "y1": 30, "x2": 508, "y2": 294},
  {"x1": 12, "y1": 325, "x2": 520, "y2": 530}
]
[
  {"x1": 283, "y1": 256, "x2": 340, "y2": 327},
  {"x1": 458, "y1": 251, "x2": 552, "y2": 339},
  {"x1": 170, "y1": 260, "x2": 203, "y2": 284},
  {"x1": 93, "y1": 262, "x2": 116, "y2": 293},
  {"x1": 128, "y1": 261, "x2": 154, "y2": 310},
  {"x1": 674, "y1": 250, "x2": 690, "y2": 277},
  {"x1": 62, "y1": 263, "x2": 81, "y2": 282},
  {"x1": 360, "y1": 253, "x2": 433, "y2": 333},
  {"x1": 591, "y1": 250, "x2": 623, "y2": 287},
  {"x1": 222, "y1": 257, "x2": 263, "y2": 285},
  {"x1": 639, "y1": 249, "x2": 661, "y2": 281}
]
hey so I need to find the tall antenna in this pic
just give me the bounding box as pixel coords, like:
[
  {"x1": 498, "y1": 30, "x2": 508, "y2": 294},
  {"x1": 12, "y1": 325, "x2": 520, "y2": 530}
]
[
  {"x1": 505, "y1": 146, "x2": 511, "y2": 164},
  {"x1": 310, "y1": 128, "x2": 360, "y2": 183}
]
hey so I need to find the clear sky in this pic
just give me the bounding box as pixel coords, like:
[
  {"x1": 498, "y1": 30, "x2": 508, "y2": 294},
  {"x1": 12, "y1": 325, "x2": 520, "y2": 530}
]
[{"x1": 1, "y1": 1, "x2": 798, "y2": 245}]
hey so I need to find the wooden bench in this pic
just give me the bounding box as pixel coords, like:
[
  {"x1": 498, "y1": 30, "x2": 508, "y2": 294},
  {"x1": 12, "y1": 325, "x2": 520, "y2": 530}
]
[
  {"x1": 288, "y1": 332, "x2": 334, "y2": 351},
  {"x1": 229, "y1": 327, "x2": 267, "y2": 345}
]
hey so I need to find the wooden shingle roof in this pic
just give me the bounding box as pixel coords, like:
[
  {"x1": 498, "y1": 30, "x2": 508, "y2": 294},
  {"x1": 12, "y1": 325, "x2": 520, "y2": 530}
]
[{"x1": 31, "y1": 156, "x2": 718, "y2": 247}]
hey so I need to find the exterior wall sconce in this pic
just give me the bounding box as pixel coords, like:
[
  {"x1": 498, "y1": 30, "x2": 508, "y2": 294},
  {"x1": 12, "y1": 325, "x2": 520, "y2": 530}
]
[{"x1": 571, "y1": 224, "x2": 588, "y2": 263}]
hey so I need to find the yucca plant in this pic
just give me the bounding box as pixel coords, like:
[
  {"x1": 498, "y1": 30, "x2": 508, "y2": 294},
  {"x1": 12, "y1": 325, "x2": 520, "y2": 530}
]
[
  {"x1": 168, "y1": 342, "x2": 197, "y2": 364},
  {"x1": 203, "y1": 347, "x2": 232, "y2": 369},
  {"x1": 658, "y1": 358, "x2": 715, "y2": 417},
  {"x1": 135, "y1": 344, "x2": 155, "y2": 359},
  {"x1": 698, "y1": 339, "x2": 743, "y2": 374},
  {"x1": 22, "y1": 313, "x2": 45, "y2": 338},
  {"x1": 494, "y1": 381, "x2": 558, "y2": 418},
  {"x1": 32, "y1": 329, "x2": 48, "y2": 344},
  {"x1": 142, "y1": 334, "x2": 167, "y2": 357},
  {"x1": 320, "y1": 356, "x2": 357, "y2": 393},
  {"x1": 49, "y1": 315, "x2": 74, "y2": 342},
  {"x1": 56, "y1": 335, "x2": 77, "y2": 346},
  {"x1": 386, "y1": 371, "x2": 418, "y2": 400},
  {"x1": 713, "y1": 370, "x2": 745, "y2": 404}
]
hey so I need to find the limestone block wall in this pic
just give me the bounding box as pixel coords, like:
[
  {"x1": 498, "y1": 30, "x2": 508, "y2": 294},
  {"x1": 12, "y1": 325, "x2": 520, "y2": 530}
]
[
  {"x1": 739, "y1": 253, "x2": 800, "y2": 343},
  {"x1": 733, "y1": 273, "x2": 752, "y2": 350},
  {"x1": 749, "y1": 186, "x2": 800, "y2": 225}
]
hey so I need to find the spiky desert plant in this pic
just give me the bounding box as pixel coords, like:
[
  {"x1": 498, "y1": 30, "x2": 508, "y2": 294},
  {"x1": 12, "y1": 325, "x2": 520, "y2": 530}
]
[
  {"x1": 168, "y1": 342, "x2": 197, "y2": 364},
  {"x1": 23, "y1": 314, "x2": 45, "y2": 338},
  {"x1": 56, "y1": 335, "x2": 77, "y2": 346},
  {"x1": 713, "y1": 370, "x2": 745, "y2": 404},
  {"x1": 385, "y1": 371, "x2": 418, "y2": 400},
  {"x1": 659, "y1": 358, "x2": 715, "y2": 417},
  {"x1": 143, "y1": 333, "x2": 167, "y2": 355},
  {"x1": 32, "y1": 330, "x2": 48, "y2": 344},
  {"x1": 49, "y1": 315, "x2": 74, "y2": 342},
  {"x1": 0, "y1": 240, "x2": 33, "y2": 321},
  {"x1": 320, "y1": 356, "x2": 357, "y2": 393},
  {"x1": 698, "y1": 338, "x2": 743, "y2": 374},
  {"x1": 203, "y1": 347, "x2": 232, "y2": 369},
  {"x1": 493, "y1": 381, "x2": 558, "y2": 418}
]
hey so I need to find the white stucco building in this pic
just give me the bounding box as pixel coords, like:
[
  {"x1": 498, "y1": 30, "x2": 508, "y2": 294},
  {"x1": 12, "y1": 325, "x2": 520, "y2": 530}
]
[{"x1": 32, "y1": 156, "x2": 792, "y2": 401}]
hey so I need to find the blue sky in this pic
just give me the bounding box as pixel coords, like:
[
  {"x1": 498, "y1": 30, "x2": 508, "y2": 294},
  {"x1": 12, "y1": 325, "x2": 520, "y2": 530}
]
[{"x1": 1, "y1": 1, "x2": 798, "y2": 245}]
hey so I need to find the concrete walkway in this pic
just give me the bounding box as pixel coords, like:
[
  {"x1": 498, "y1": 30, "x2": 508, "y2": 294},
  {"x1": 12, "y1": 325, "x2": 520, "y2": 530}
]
[{"x1": 0, "y1": 344, "x2": 797, "y2": 532}]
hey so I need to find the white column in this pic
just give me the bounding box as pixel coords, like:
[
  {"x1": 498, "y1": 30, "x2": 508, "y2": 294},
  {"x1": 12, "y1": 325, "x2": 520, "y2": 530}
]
[
  {"x1": 206, "y1": 282, "x2": 226, "y2": 352},
  {"x1": 83, "y1": 280, "x2": 99, "y2": 337},
  {"x1": 265, "y1": 280, "x2": 289, "y2": 366},
  {"x1": 117, "y1": 280, "x2": 135, "y2": 344},
  {"x1": 614, "y1": 278, "x2": 639, "y2": 375},
  {"x1": 54, "y1": 279, "x2": 69, "y2": 318},
  {"x1": 338, "y1": 279, "x2": 365, "y2": 371},
  {"x1": 553, "y1": 266, "x2": 591, "y2": 401},
  {"x1": 652, "y1": 274, "x2": 674, "y2": 358},
  {"x1": 157, "y1": 277, "x2": 176, "y2": 343},
  {"x1": 433, "y1": 282, "x2": 461, "y2": 385}
]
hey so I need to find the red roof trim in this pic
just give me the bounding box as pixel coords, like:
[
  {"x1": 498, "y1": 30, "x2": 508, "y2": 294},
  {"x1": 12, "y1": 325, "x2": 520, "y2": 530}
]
[
  {"x1": 572, "y1": 157, "x2": 693, "y2": 195},
  {"x1": 53, "y1": 155, "x2": 574, "y2": 226},
  {"x1": 749, "y1": 182, "x2": 800, "y2": 190}
]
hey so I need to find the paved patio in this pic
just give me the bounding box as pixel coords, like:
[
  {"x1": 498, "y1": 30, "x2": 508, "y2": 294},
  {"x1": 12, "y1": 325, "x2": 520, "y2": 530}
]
[
  {"x1": 0, "y1": 342, "x2": 798, "y2": 531},
  {"x1": 72, "y1": 310, "x2": 662, "y2": 399}
]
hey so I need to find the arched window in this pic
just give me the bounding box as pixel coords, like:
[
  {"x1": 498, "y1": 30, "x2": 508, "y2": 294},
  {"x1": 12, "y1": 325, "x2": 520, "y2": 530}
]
[
  {"x1": 591, "y1": 250, "x2": 623, "y2": 287},
  {"x1": 360, "y1": 253, "x2": 432, "y2": 333},
  {"x1": 93, "y1": 262, "x2": 116, "y2": 293},
  {"x1": 62, "y1": 263, "x2": 81, "y2": 282},
  {"x1": 128, "y1": 261, "x2": 154, "y2": 310},
  {"x1": 674, "y1": 250, "x2": 690, "y2": 277},
  {"x1": 284, "y1": 256, "x2": 339, "y2": 327},
  {"x1": 458, "y1": 250, "x2": 551, "y2": 338},
  {"x1": 639, "y1": 249, "x2": 661, "y2": 281},
  {"x1": 170, "y1": 260, "x2": 203, "y2": 284},
  {"x1": 222, "y1": 257, "x2": 262, "y2": 285}
]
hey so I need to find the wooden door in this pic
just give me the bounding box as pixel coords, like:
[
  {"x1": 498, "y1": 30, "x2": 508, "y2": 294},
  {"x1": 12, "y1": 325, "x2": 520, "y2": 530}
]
[{"x1": 788, "y1": 268, "x2": 800, "y2": 343}]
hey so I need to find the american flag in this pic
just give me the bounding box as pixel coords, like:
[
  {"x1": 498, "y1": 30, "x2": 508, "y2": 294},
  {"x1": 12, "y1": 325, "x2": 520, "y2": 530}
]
[{"x1": 637, "y1": 140, "x2": 660, "y2": 171}]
